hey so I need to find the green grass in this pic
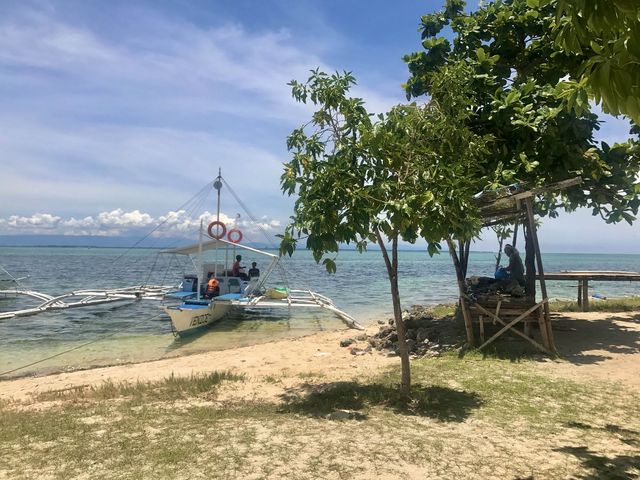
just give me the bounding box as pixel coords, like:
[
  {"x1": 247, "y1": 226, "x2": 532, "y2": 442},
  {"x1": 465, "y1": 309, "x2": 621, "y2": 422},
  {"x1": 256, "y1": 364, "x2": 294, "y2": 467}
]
[
  {"x1": 429, "y1": 303, "x2": 457, "y2": 318},
  {"x1": 550, "y1": 296, "x2": 640, "y2": 312},
  {"x1": 33, "y1": 370, "x2": 245, "y2": 402},
  {"x1": 296, "y1": 371, "x2": 326, "y2": 380},
  {"x1": 2, "y1": 359, "x2": 639, "y2": 479}
]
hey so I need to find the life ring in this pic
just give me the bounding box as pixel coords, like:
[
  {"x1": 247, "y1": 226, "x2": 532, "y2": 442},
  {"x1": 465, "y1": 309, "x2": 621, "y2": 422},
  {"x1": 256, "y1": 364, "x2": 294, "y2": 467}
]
[
  {"x1": 227, "y1": 228, "x2": 243, "y2": 244},
  {"x1": 207, "y1": 221, "x2": 227, "y2": 239}
]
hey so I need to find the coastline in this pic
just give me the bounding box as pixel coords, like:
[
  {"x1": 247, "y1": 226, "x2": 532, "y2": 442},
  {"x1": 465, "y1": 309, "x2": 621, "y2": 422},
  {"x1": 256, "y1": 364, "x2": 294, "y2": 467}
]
[
  {"x1": 2, "y1": 310, "x2": 639, "y2": 402},
  {"x1": 0, "y1": 323, "x2": 395, "y2": 402}
]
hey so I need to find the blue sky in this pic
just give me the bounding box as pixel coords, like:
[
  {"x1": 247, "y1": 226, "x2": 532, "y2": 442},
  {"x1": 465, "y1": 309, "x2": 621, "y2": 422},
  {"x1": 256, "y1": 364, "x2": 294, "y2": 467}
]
[{"x1": 0, "y1": 0, "x2": 638, "y2": 253}]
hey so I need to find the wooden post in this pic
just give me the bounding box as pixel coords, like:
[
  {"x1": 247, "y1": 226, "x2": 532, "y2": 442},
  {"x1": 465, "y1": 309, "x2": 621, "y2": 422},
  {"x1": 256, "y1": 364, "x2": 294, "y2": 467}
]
[
  {"x1": 577, "y1": 280, "x2": 583, "y2": 308},
  {"x1": 537, "y1": 304, "x2": 550, "y2": 348},
  {"x1": 582, "y1": 279, "x2": 589, "y2": 312},
  {"x1": 462, "y1": 239, "x2": 471, "y2": 278},
  {"x1": 524, "y1": 223, "x2": 536, "y2": 299},
  {"x1": 524, "y1": 198, "x2": 555, "y2": 352},
  {"x1": 479, "y1": 315, "x2": 485, "y2": 343},
  {"x1": 524, "y1": 318, "x2": 531, "y2": 337}
]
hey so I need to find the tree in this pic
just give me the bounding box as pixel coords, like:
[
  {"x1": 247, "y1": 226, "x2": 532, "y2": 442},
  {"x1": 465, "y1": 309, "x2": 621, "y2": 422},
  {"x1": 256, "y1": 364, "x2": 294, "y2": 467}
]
[
  {"x1": 403, "y1": 0, "x2": 640, "y2": 224},
  {"x1": 279, "y1": 69, "x2": 491, "y2": 395},
  {"x1": 549, "y1": 0, "x2": 640, "y2": 122}
]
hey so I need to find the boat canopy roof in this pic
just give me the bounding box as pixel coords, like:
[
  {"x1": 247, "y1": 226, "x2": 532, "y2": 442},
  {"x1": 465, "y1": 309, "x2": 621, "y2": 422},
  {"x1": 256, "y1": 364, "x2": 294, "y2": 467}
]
[{"x1": 162, "y1": 237, "x2": 278, "y2": 258}]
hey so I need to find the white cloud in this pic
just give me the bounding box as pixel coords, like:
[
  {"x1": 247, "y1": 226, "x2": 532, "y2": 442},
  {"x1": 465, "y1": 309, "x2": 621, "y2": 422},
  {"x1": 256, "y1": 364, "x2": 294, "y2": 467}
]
[
  {"x1": 0, "y1": 209, "x2": 283, "y2": 240},
  {"x1": 5, "y1": 213, "x2": 61, "y2": 230}
]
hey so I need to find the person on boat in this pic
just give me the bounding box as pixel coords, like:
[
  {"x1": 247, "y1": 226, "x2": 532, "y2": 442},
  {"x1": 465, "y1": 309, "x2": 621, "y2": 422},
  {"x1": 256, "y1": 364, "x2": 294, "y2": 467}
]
[
  {"x1": 206, "y1": 275, "x2": 220, "y2": 298},
  {"x1": 248, "y1": 262, "x2": 260, "y2": 279},
  {"x1": 232, "y1": 255, "x2": 246, "y2": 278},
  {"x1": 502, "y1": 244, "x2": 525, "y2": 286}
]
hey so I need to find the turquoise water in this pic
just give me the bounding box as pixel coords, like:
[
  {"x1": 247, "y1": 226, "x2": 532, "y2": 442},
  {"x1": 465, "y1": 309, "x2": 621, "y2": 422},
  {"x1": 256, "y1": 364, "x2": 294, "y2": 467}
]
[{"x1": 1, "y1": 246, "x2": 639, "y2": 378}]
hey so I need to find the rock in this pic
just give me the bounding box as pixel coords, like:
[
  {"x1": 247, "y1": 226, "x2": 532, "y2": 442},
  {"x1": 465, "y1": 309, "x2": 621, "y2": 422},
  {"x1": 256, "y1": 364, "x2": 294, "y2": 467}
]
[
  {"x1": 406, "y1": 339, "x2": 416, "y2": 352},
  {"x1": 326, "y1": 410, "x2": 352, "y2": 420},
  {"x1": 325, "y1": 409, "x2": 364, "y2": 421},
  {"x1": 356, "y1": 334, "x2": 368, "y2": 341},
  {"x1": 388, "y1": 333, "x2": 398, "y2": 343},
  {"x1": 406, "y1": 329, "x2": 417, "y2": 340},
  {"x1": 416, "y1": 328, "x2": 430, "y2": 343},
  {"x1": 377, "y1": 319, "x2": 386, "y2": 325},
  {"x1": 340, "y1": 338, "x2": 356, "y2": 347},
  {"x1": 350, "y1": 347, "x2": 367, "y2": 356},
  {"x1": 379, "y1": 326, "x2": 393, "y2": 337}
]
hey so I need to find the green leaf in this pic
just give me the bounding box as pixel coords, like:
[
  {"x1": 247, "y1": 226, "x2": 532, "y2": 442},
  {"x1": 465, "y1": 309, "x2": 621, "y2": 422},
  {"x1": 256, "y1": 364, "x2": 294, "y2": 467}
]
[{"x1": 322, "y1": 258, "x2": 337, "y2": 274}]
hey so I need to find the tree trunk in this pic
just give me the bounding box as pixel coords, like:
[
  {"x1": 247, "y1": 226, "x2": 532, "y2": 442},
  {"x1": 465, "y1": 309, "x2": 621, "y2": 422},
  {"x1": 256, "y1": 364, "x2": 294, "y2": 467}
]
[
  {"x1": 375, "y1": 231, "x2": 411, "y2": 396},
  {"x1": 447, "y1": 238, "x2": 474, "y2": 345}
]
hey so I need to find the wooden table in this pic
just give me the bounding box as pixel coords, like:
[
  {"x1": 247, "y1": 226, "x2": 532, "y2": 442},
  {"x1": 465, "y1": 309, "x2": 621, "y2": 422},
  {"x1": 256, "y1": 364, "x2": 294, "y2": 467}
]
[{"x1": 537, "y1": 271, "x2": 640, "y2": 311}]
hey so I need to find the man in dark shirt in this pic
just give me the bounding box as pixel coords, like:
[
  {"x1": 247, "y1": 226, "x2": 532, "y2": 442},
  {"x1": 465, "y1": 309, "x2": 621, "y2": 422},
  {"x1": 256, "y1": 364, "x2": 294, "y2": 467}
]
[
  {"x1": 504, "y1": 244, "x2": 525, "y2": 286},
  {"x1": 248, "y1": 262, "x2": 260, "y2": 279}
]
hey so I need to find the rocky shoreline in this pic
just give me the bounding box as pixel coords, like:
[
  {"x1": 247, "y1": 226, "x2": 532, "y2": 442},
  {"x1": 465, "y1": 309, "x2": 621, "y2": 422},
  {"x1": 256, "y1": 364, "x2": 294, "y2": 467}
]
[{"x1": 340, "y1": 305, "x2": 463, "y2": 357}]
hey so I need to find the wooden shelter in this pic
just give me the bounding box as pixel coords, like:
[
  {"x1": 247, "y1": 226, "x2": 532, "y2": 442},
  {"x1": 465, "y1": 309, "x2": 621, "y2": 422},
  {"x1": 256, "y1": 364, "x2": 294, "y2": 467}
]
[{"x1": 447, "y1": 177, "x2": 583, "y2": 355}]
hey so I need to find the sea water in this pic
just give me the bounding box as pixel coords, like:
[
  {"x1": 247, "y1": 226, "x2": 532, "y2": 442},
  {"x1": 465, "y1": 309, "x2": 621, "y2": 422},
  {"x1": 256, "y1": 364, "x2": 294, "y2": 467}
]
[{"x1": 1, "y1": 246, "x2": 639, "y2": 378}]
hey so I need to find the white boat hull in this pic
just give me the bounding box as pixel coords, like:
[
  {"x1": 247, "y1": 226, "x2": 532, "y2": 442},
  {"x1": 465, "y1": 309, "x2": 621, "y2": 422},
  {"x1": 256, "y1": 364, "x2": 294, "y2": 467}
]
[{"x1": 164, "y1": 301, "x2": 232, "y2": 334}]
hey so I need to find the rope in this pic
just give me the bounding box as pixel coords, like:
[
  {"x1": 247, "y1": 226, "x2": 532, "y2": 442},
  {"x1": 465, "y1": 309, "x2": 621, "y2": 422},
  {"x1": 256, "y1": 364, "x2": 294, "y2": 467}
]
[
  {"x1": 0, "y1": 311, "x2": 164, "y2": 377},
  {"x1": 221, "y1": 177, "x2": 292, "y2": 291},
  {"x1": 0, "y1": 264, "x2": 27, "y2": 290},
  {"x1": 107, "y1": 182, "x2": 213, "y2": 266}
]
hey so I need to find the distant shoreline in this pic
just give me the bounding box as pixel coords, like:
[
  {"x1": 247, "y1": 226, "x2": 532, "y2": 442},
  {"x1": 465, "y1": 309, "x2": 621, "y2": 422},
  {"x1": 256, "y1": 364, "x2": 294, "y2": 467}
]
[{"x1": 1, "y1": 244, "x2": 639, "y2": 256}]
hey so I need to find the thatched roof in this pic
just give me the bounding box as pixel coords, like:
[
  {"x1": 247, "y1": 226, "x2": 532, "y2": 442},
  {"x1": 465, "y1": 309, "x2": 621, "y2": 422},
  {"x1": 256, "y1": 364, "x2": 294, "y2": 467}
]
[{"x1": 473, "y1": 177, "x2": 582, "y2": 227}]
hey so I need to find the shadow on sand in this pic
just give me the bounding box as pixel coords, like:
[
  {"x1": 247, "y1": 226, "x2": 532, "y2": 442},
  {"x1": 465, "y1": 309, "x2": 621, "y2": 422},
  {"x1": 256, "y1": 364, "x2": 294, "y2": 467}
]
[
  {"x1": 278, "y1": 381, "x2": 483, "y2": 422},
  {"x1": 550, "y1": 315, "x2": 640, "y2": 365},
  {"x1": 459, "y1": 313, "x2": 640, "y2": 366},
  {"x1": 553, "y1": 445, "x2": 640, "y2": 479}
]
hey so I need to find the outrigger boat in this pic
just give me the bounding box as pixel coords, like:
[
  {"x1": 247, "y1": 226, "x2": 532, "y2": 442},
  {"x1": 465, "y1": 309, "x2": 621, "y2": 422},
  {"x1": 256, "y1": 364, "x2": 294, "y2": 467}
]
[
  {"x1": 0, "y1": 172, "x2": 361, "y2": 334},
  {"x1": 162, "y1": 237, "x2": 360, "y2": 334},
  {"x1": 162, "y1": 172, "x2": 361, "y2": 335}
]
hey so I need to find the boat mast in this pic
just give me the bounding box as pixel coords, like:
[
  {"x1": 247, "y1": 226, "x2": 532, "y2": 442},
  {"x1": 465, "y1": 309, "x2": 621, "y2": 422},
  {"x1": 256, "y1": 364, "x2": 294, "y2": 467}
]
[
  {"x1": 213, "y1": 169, "x2": 223, "y2": 278},
  {"x1": 197, "y1": 219, "x2": 203, "y2": 300}
]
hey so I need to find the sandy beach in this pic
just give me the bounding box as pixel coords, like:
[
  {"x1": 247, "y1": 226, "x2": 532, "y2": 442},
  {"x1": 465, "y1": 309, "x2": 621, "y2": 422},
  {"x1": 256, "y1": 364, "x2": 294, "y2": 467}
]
[
  {"x1": 2, "y1": 310, "x2": 639, "y2": 401},
  {"x1": 1, "y1": 309, "x2": 639, "y2": 479}
]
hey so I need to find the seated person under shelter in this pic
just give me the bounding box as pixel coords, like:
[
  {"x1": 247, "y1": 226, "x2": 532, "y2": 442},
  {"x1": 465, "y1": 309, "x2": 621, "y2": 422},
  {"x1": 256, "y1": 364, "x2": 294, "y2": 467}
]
[
  {"x1": 500, "y1": 244, "x2": 525, "y2": 286},
  {"x1": 467, "y1": 244, "x2": 526, "y2": 297}
]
